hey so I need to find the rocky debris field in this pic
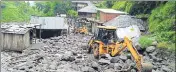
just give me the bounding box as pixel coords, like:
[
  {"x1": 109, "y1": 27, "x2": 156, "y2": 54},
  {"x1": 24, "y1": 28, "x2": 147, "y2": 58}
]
[{"x1": 1, "y1": 34, "x2": 175, "y2": 72}]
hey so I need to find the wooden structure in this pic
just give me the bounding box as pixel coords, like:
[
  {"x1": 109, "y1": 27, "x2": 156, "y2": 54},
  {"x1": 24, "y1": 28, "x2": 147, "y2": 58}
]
[{"x1": 1, "y1": 28, "x2": 30, "y2": 51}]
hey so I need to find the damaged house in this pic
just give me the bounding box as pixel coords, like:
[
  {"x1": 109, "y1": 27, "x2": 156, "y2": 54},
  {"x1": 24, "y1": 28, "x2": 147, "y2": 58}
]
[
  {"x1": 30, "y1": 16, "x2": 68, "y2": 39},
  {"x1": 0, "y1": 24, "x2": 38, "y2": 51}
]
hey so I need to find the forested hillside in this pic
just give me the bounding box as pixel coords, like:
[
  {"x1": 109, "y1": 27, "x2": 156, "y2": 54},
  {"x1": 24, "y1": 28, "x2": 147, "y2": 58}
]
[
  {"x1": 98, "y1": 1, "x2": 175, "y2": 50},
  {"x1": 1, "y1": 1, "x2": 77, "y2": 22},
  {"x1": 1, "y1": 1, "x2": 43, "y2": 22}
]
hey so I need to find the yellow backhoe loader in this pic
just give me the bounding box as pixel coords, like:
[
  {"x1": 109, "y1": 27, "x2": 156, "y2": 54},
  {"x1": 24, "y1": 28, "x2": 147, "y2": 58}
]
[
  {"x1": 87, "y1": 26, "x2": 152, "y2": 72},
  {"x1": 74, "y1": 18, "x2": 89, "y2": 34},
  {"x1": 75, "y1": 25, "x2": 88, "y2": 34}
]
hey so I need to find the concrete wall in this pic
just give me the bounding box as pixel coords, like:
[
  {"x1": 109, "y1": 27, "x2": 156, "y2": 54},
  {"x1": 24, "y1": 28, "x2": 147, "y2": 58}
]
[
  {"x1": 100, "y1": 12, "x2": 120, "y2": 23},
  {"x1": 1, "y1": 32, "x2": 30, "y2": 51}
]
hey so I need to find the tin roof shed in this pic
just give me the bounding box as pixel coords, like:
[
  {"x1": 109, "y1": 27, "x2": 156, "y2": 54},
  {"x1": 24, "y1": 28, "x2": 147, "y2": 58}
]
[
  {"x1": 78, "y1": 5, "x2": 97, "y2": 13},
  {"x1": 97, "y1": 9, "x2": 127, "y2": 14},
  {"x1": 30, "y1": 17, "x2": 68, "y2": 30}
]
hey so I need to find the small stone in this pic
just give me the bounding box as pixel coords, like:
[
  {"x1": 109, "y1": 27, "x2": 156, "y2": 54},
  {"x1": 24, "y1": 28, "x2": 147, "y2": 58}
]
[
  {"x1": 153, "y1": 65, "x2": 157, "y2": 70},
  {"x1": 91, "y1": 61, "x2": 99, "y2": 69},
  {"x1": 120, "y1": 55, "x2": 127, "y2": 61},
  {"x1": 82, "y1": 66, "x2": 94, "y2": 72},
  {"x1": 110, "y1": 57, "x2": 120, "y2": 63},
  {"x1": 98, "y1": 59, "x2": 110, "y2": 65},
  {"x1": 146, "y1": 46, "x2": 156, "y2": 53},
  {"x1": 122, "y1": 63, "x2": 129, "y2": 69},
  {"x1": 77, "y1": 54, "x2": 82, "y2": 58},
  {"x1": 152, "y1": 41, "x2": 158, "y2": 46},
  {"x1": 104, "y1": 68, "x2": 115, "y2": 72},
  {"x1": 131, "y1": 69, "x2": 136, "y2": 72},
  {"x1": 162, "y1": 66, "x2": 171, "y2": 72},
  {"x1": 114, "y1": 63, "x2": 122, "y2": 70},
  {"x1": 108, "y1": 63, "x2": 114, "y2": 69}
]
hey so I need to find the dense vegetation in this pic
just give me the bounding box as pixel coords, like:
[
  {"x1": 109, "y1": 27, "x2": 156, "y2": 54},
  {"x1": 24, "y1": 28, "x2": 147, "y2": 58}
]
[
  {"x1": 1, "y1": 1, "x2": 44, "y2": 22},
  {"x1": 97, "y1": 1, "x2": 175, "y2": 50},
  {"x1": 1, "y1": 1, "x2": 77, "y2": 22}
]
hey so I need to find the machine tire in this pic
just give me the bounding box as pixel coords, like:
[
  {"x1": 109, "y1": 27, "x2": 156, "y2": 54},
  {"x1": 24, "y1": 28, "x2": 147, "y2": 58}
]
[
  {"x1": 93, "y1": 43, "x2": 99, "y2": 59},
  {"x1": 87, "y1": 45, "x2": 93, "y2": 53}
]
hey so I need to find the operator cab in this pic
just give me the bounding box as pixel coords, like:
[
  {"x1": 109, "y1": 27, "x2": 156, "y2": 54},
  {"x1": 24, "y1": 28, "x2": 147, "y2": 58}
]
[{"x1": 94, "y1": 26, "x2": 119, "y2": 45}]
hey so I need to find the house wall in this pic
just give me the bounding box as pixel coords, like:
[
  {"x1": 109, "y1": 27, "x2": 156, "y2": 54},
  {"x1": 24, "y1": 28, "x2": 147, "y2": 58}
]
[
  {"x1": 100, "y1": 12, "x2": 120, "y2": 23},
  {"x1": 1, "y1": 32, "x2": 30, "y2": 51},
  {"x1": 78, "y1": 12, "x2": 96, "y2": 18}
]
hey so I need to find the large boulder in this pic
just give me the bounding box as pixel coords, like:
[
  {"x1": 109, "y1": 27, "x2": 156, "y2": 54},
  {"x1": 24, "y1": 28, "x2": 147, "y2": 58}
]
[
  {"x1": 114, "y1": 63, "x2": 122, "y2": 70},
  {"x1": 110, "y1": 57, "x2": 120, "y2": 63},
  {"x1": 82, "y1": 66, "x2": 95, "y2": 72},
  {"x1": 146, "y1": 46, "x2": 156, "y2": 53},
  {"x1": 120, "y1": 55, "x2": 127, "y2": 61},
  {"x1": 61, "y1": 51, "x2": 75, "y2": 61},
  {"x1": 108, "y1": 63, "x2": 114, "y2": 69}
]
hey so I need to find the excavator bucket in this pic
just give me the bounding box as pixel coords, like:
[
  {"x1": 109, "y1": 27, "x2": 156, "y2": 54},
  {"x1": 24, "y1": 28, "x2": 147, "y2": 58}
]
[{"x1": 141, "y1": 63, "x2": 153, "y2": 72}]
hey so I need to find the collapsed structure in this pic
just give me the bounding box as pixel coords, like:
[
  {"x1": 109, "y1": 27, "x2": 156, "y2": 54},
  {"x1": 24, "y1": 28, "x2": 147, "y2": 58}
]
[
  {"x1": 30, "y1": 16, "x2": 69, "y2": 39},
  {"x1": 0, "y1": 24, "x2": 40, "y2": 51}
]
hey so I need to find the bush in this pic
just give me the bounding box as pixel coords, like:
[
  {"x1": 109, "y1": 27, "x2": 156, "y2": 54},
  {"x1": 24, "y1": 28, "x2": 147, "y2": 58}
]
[
  {"x1": 157, "y1": 42, "x2": 168, "y2": 49},
  {"x1": 157, "y1": 42, "x2": 175, "y2": 51},
  {"x1": 148, "y1": 2, "x2": 175, "y2": 42},
  {"x1": 139, "y1": 36, "x2": 153, "y2": 48}
]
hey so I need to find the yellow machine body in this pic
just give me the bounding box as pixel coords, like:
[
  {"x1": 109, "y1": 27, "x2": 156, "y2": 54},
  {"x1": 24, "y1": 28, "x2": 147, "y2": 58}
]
[
  {"x1": 75, "y1": 25, "x2": 88, "y2": 34},
  {"x1": 88, "y1": 26, "x2": 152, "y2": 72}
]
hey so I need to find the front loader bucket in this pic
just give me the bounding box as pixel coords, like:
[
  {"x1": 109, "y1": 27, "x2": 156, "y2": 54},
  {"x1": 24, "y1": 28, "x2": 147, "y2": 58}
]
[{"x1": 141, "y1": 63, "x2": 153, "y2": 72}]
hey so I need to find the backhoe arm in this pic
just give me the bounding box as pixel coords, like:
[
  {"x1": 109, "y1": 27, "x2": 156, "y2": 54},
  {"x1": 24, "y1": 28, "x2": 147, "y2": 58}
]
[
  {"x1": 123, "y1": 36, "x2": 142, "y2": 71},
  {"x1": 111, "y1": 36, "x2": 143, "y2": 71}
]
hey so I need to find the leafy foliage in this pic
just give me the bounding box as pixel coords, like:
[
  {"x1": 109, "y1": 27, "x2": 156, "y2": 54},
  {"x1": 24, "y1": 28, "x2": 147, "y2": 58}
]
[
  {"x1": 148, "y1": 2, "x2": 175, "y2": 42},
  {"x1": 157, "y1": 42, "x2": 175, "y2": 51},
  {"x1": 1, "y1": 1, "x2": 43, "y2": 22},
  {"x1": 67, "y1": 10, "x2": 78, "y2": 18},
  {"x1": 35, "y1": 1, "x2": 75, "y2": 17},
  {"x1": 110, "y1": 1, "x2": 175, "y2": 50},
  {"x1": 95, "y1": 1, "x2": 107, "y2": 8},
  {"x1": 139, "y1": 36, "x2": 153, "y2": 48}
]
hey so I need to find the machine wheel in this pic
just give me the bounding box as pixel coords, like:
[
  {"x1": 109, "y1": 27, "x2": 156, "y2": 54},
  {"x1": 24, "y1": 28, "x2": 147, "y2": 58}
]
[
  {"x1": 87, "y1": 45, "x2": 93, "y2": 53},
  {"x1": 141, "y1": 63, "x2": 153, "y2": 72},
  {"x1": 93, "y1": 44, "x2": 99, "y2": 59}
]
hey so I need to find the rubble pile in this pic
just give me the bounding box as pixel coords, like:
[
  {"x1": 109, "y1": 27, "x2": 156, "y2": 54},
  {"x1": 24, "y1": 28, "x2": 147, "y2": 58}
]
[{"x1": 1, "y1": 34, "x2": 175, "y2": 72}]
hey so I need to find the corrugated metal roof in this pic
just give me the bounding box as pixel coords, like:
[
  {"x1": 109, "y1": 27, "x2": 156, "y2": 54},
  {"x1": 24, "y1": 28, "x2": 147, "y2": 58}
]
[
  {"x1": 1, "y1": 24, "x2": 31, "y2": 34},
  {"x1": 97, "y1": 8, "x2": 127, "y2": 14},
  {"x1": 30, "y1": 17, "x2": 68, "y2": 30},
  {"x1": 78, "y1": 5, "x2": 97, "y2": 13},
  {"x1": 103, "y1": 15, "x2": 145, "y2": 30}
]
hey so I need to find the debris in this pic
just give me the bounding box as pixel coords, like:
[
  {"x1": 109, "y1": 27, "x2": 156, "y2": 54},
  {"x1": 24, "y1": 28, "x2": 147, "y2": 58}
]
[
  {"x1": 1, "y1": 32, "x2": 175, "y2": 72},
  {"x1": 146, "y1": 46, "x2": 156, "y2": 53},
  {"x1": 120, "y1": 55, "x2": 127, "y2": 61},
  {"x1": 110, "y1": 57, "x2": 120, "y2": 63},
  {"x1": 98, "y1": 59, "x2": 110, "y2": 65}
]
